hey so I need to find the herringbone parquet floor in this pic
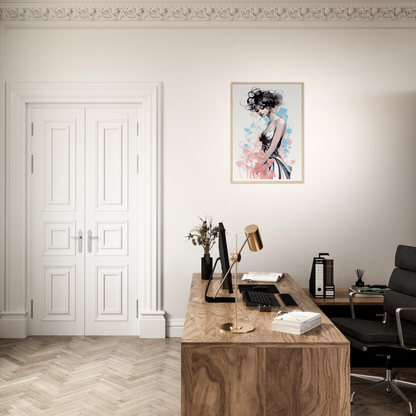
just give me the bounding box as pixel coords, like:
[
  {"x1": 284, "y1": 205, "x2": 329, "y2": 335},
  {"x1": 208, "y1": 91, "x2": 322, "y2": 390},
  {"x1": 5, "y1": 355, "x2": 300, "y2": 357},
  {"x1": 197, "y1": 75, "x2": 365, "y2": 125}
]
[
  {"x1": 0, "y1": 337, "x2": 181, "y2": 416},
  {"x1": 1, "y1": 337, "x2": 416, "y2": 416}
]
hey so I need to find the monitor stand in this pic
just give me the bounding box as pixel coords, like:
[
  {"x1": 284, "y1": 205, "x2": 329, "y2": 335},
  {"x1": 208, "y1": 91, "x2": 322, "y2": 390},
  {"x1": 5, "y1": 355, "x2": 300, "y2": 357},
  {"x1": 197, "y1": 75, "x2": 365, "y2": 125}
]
[{"x1": 205, "y1": 258, "x2": 235, "y2": 303}]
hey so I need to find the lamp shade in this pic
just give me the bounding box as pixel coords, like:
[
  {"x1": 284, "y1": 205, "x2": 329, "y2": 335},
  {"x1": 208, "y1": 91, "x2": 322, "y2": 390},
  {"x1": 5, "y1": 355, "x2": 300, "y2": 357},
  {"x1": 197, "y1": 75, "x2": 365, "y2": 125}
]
[{"x1": 244, "y1": 225, "x2": 263, "y2": 252}]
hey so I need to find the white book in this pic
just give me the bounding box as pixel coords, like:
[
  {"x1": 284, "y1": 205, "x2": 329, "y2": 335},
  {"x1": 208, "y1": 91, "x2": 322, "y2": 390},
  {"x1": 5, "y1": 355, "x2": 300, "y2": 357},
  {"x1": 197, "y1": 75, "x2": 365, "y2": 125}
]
[
  {"x1": 272, "y1": 311, "x2": 321, "y2": 328},
  {"x1": 272, "y1": 318, "x2": 321, "y2": 335},
  {"x1": 273, "y1": 316, "x2": 321, "y2": 330},
  {"x1": 242, "y1": 272, "x2": 283, "y2": 283}
]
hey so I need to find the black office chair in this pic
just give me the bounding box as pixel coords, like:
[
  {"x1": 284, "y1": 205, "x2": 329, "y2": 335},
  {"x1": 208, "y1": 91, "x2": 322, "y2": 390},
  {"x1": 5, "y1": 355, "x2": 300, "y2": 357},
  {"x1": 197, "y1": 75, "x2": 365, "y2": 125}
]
[{"x1": 332, "y1": 245, "x2": 416, "y2": 415}]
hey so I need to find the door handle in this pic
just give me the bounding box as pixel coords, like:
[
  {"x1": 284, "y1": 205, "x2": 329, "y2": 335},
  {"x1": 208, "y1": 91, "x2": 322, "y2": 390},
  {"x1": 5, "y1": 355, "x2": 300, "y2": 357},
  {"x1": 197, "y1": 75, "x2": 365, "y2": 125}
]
[
  {"x1": 88, "y1": 230, "x2": 98, "y2": 253},
  {"x1": 71, "y1": 230, "x2": 83, "y2": 253}
]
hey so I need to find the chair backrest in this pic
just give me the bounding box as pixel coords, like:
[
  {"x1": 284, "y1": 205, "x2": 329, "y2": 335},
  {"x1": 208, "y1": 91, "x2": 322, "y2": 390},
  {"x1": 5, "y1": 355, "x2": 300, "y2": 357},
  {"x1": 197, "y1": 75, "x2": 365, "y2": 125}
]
[{"x1": 384, "y1": 245, "x2": 416, "y2": 331}]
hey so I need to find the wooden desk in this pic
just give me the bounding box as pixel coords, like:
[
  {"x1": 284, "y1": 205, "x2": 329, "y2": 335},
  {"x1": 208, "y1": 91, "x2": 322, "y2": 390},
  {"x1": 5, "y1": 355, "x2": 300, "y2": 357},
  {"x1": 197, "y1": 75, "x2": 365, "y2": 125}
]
[{"x1": 182, "y1": 273, "x2": 350, "y2": 416}]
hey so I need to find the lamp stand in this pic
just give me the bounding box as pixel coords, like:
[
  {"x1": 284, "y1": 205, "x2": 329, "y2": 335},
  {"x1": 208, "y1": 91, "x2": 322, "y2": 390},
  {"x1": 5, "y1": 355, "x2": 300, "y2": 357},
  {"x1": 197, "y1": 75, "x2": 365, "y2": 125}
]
[{"x1": 218, "y1": 235, "x2": 254, "y2": 334}]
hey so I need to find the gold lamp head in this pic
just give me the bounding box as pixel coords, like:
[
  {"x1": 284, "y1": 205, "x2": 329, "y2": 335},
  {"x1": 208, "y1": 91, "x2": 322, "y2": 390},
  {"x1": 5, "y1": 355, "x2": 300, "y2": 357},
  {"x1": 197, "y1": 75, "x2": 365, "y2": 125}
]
[{"x1": 244, "y1": 225, "x2": 263, "y2": 252}]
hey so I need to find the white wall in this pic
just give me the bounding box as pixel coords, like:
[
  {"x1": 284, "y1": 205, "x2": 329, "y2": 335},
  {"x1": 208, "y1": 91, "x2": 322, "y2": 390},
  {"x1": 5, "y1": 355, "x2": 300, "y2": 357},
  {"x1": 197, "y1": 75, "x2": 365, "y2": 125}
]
[{"x1": 5, "y1": 25, "x2": 416, "y2": 328}]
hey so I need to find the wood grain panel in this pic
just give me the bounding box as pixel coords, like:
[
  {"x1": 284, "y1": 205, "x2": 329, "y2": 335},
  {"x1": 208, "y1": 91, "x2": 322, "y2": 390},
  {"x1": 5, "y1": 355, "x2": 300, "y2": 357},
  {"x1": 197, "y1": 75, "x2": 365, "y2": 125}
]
[
  {"x1": 265, "y1": 347, "x2": 302, "y2": 416},
  {"x1": 229, "y1": 346, "x2": 266, "y2": 416},
  {"x1": 181, "y1": 345, "x2": 193, "y2": 415},
  {"x1": 338, "y1": 346, "x2": 351, "y2": 415},
  {"x1": 182, "y1": 345, "x2": 230, "y2": 416},
  {"x1": 182, "y1": 344, "x2": 267, "y2": 416},
  {"x1": 301, "y1": 346, "x2": 350, "y2": 416}
]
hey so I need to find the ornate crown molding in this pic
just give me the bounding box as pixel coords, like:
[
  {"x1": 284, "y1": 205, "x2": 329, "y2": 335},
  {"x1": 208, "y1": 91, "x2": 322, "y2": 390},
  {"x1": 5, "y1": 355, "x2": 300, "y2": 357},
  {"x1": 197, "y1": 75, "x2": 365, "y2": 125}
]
[{"x1": 0, "y1": 4, "x2": 415, "y2": 22}]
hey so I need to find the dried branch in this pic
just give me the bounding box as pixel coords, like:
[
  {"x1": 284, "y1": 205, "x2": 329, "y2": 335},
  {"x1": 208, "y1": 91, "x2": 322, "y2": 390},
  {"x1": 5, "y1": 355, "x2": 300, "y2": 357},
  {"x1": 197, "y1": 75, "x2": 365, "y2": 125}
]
[{"x1": 185, "y1": 215, "x2": 219, "y2": 262}]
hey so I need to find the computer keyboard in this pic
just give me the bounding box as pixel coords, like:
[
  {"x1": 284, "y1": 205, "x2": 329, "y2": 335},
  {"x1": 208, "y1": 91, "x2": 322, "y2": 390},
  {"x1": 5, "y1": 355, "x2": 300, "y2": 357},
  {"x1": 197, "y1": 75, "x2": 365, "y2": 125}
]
[{"x1": 244, "y1": 291, "x2": 280, "y2": 307}]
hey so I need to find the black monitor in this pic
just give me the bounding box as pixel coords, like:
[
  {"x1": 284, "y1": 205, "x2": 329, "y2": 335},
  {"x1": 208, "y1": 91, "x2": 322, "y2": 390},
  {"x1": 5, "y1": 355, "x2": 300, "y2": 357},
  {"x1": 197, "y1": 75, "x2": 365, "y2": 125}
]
[
  {"x1": 218, "y1": 223, "x2": 233, "y2": 293},
  {"x1": 204, "y1": 222, "x2": 234, "y2": 302}
]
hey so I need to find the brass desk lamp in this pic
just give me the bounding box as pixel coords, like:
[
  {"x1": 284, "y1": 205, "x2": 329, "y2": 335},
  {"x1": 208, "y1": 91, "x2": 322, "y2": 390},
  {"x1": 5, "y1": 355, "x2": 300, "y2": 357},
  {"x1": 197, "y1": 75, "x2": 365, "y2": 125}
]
[{"x1": 213, "y1": 224, "x2": 263, "y2": 334}]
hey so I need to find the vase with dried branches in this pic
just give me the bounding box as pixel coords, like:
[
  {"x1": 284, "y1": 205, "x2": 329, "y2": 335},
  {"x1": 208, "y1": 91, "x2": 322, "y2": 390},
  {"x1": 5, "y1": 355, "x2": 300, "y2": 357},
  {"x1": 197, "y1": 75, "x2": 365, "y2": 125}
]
[{"x1": 186, "y1": 216, "x2": 219, "y2": 280}]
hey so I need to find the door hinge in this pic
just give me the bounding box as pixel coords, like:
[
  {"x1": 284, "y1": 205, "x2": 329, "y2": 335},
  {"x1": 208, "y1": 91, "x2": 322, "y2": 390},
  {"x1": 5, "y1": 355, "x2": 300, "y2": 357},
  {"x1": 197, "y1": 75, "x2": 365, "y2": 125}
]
[
  {"x1": 31, "y1": 122, "x2": 34, "y2": 136},
  {"x1": 136, "y1": 300, "x2": 139, "y2": 319},
  {"x1": 137, "y1": 155, "x2": 139, "y2": 173},
  {"x1": 137, "y1": 122, "x2": 139, "y2": 136},
  {"x1": 31, "y1": 299, "x2": 33, "y2": 318},
  {"x1": 31, "y1": 155, "x2": 34, "y2": 173}
]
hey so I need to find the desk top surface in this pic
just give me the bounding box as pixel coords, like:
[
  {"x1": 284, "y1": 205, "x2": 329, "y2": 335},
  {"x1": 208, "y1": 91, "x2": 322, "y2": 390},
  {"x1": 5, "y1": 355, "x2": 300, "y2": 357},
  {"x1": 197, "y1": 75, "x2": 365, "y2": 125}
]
[{"x1": 182, "y1": 273, "x2": 349, "y2": 346}]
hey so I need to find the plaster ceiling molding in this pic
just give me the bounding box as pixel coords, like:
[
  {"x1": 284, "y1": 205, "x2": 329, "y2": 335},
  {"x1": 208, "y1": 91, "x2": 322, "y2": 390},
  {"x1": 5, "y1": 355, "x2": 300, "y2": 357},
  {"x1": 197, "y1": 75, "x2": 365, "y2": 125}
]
[
  {"x1": 0, "y1": 0, "x2": 413, "y2": 4},
  {"x1": 0, "y1": 3, "x2": 415, "y2": 21}
]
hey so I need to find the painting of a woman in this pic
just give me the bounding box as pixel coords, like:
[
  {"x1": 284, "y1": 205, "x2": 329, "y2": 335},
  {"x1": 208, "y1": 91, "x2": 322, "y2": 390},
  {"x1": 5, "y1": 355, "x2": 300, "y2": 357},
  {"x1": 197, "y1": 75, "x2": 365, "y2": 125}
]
[
  {"x1": 231, "y1": 83, "x2": 303, "y2": 183},
  {"x1": 245, "y1": 87, "x2": 292, "y2": 179}
]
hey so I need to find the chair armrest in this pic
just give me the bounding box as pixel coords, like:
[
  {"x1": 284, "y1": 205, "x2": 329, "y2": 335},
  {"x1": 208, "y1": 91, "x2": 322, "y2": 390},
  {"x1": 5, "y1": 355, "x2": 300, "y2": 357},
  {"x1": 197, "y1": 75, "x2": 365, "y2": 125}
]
[
  {"x1": 395, "y1": 308, "x2": 416, "y2": 351},
  {"x1": 349, "y1": 290, "x2": 387, "y2": 319}
]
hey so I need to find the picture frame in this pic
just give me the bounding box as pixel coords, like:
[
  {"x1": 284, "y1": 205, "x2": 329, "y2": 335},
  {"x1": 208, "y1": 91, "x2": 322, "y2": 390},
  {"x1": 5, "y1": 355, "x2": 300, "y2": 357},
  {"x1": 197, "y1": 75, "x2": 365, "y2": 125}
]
[{"x1": 231, "y1": 82, "x2": 304, "y2": 183}]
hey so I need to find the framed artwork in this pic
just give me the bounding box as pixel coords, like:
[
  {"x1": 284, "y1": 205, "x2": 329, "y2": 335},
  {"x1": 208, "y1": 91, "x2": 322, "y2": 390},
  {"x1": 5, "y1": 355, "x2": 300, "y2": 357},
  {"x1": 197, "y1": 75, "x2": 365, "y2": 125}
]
[{"x1": 231, "y1": 82, "x2": 304, "y2": 183}]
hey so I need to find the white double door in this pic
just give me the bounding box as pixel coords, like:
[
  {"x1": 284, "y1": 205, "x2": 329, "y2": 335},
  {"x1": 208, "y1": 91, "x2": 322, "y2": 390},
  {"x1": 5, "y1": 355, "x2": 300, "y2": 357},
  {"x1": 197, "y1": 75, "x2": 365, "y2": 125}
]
[{"x1": 30, "y1": 105, "x2": 139, "y2": 335}]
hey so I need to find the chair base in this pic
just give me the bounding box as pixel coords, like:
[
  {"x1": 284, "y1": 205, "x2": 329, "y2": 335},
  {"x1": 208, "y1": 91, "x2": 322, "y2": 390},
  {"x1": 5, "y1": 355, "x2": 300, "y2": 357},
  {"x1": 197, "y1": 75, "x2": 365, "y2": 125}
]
[{"x1": 351, "y1": 360, "x2": 416, "y2": 415}]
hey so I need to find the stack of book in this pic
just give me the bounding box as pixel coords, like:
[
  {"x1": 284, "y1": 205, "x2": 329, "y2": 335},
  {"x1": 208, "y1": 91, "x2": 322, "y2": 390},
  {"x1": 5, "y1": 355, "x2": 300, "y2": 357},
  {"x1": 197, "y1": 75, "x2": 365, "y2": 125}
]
[
  {"x1": 349, "y1": 285, "x2": 388, "y2": 297},
  {"x1": 271, "y1": 311, "x2": 321, "y2": 335}
]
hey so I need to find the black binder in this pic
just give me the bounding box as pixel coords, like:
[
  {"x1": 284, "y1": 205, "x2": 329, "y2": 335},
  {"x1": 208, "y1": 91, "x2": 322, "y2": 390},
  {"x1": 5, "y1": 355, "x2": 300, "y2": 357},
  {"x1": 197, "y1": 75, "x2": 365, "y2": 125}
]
[{"x1": 309, "y1": 253, "x2": 335, "y2": 299}]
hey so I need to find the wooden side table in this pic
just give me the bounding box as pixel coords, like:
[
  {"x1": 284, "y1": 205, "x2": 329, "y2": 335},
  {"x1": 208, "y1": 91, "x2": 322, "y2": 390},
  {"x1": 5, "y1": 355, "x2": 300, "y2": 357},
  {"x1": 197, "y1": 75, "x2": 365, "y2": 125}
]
[
  {"x1": 303, "y1": 288, "x2": 384, "y2": 306},
  {"x1": 303, "y1": 288, "x2": 385, "y2": 322}
]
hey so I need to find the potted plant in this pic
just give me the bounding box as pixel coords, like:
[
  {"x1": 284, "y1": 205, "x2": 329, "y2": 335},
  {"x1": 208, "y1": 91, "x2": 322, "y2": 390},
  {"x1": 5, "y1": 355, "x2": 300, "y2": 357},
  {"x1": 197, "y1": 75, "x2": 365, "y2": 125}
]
[{"x1": 186, "y1": 216, "x2": 219, "y2": 280}]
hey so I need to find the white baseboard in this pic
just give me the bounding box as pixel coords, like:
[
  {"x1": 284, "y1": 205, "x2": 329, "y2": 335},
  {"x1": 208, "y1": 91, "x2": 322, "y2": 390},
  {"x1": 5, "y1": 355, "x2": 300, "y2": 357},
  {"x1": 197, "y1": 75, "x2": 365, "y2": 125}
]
[
  {"x1": 167, "y1": 319, "x2": 184, "y2": 338},
  {"x1": 0, "y1": 310, "x2": 184, "y2": 339},
  {"x1": 139, "y1": 310, "x2": 166, "y2": 338},
  {"x1": 0, "y1": 311, "x2": 29, "y2": 338}
]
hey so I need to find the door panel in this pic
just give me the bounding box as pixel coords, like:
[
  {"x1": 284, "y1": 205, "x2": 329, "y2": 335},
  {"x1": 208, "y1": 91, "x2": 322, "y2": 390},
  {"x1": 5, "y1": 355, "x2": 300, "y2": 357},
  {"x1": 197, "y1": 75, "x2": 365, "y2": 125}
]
[
  {"x1": 44, "y1": 121, "x2": 76, "y2": 211},
  {"x1": 31, "y1": 107, "x2": 85, "y2": 335},
  {"x1": 85, "y1": 108, "x2": 138, "y2": 335},
  {"x1": 96, "y1": 265, "x2": 128, "y2": 321},
  {"x1": 43, "y1": 265, "x2": 76, "y2": 321},
  {"x1": 30, "y1": 106, "x2": 138, "y2": 336},
  {"x1": 95, "y1": 221, "x2": 128, "y2": 256},
  {"x1": 43, "y1": 221, "x2": 76, "y2": 256},
  {"x1": 96, "y1": 119, "x2": 128, "y2": 211}
]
